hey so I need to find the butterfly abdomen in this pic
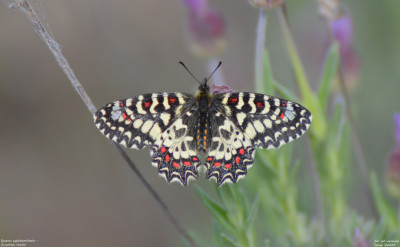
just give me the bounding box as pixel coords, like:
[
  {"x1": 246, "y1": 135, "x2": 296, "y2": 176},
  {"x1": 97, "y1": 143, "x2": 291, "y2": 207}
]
[{"x1": 195, "y1": 84, "x2": 212, "y2": 152}]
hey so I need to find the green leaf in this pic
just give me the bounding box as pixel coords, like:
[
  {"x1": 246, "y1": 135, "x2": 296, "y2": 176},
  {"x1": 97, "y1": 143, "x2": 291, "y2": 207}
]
[
  {"x1": 326, "y1": 103, "x2": 343, "y2": 147},
  {"x1": 271, "y1": 79, "x2": 298, "y2": 102},
  {"x1": 221, "y1": 234, "x2": 240, "y2": 247},
  {"x1": 369, "y1": 172, "x2": 399, "y2": 230},
  {"x1": 318, "y1": 42, "x2": 340, "y2": 110},
  {"x1": 244, "y1": 190, "x2": 261, "y2": 231},
  {"x1": 195, "y1": 186, "x2": 235, "y2": 231},
  {"x1": 263, "y1": 49, "x2": 275, "y2": 94}
]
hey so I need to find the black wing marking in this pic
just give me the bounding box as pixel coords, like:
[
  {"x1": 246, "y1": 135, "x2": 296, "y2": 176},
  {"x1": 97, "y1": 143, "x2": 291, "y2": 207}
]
[
  {"x1": 212, "y1": 92, "x2": 312, "y2": 149},
  {"x1": 150, "y1": 109, "x2": 200, "y2": 186},
  {"x1": 205, "y1": 110, "x2": 255, "y2": 186},
  {"x1": 94, "y1": 92, "x2": 194, "y2": 149}
]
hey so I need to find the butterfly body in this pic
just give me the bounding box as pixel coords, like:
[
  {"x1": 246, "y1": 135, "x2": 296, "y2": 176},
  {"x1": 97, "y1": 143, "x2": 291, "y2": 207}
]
[{"x1": 94, "y1": 80, "x2": 312, "y2": 186}]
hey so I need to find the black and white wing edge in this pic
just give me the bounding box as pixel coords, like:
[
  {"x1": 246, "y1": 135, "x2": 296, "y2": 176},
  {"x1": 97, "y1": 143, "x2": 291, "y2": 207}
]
[{"x1": 204, "y1": 92, "x2": 312, "y2": 186}]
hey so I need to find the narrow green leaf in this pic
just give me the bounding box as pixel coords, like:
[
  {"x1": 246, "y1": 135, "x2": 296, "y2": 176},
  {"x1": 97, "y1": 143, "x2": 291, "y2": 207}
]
[
  {"x1": 369, "y1": 172, "x2": 399, "y2": 230},
  {"x1": 263, "y1": 49, "x2": 274, "y2": 94},
  {"x1": 244, "y1": 190, "x2": 261, "y2": 231},
  {"x1": 271, "y1": 79, "x2": 298, "y2": 102},
  {"x1": 221, "y1": 234, "x2": 240, "y2": 247},
  {"x1": 195, "y1": 186, "x2": 235, "y2": 231},
  {"x1": 288, "y1": 159, "x2": 301, "y2": 183},
  {"x1": 326, "y1": 103, "x2": 343, "y2": 147},
  {"x1": 318, "y1": 42, "x2": 340, "y2": 110}
]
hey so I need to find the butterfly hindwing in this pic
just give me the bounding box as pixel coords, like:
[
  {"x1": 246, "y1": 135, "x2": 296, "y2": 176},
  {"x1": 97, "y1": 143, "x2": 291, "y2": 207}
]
[
  {"x1": 94, "y1": 92, "x2": 193, "y2": 149},
  {"x1": 205, "y1": 111, "x2": 255, "y2": 186},
  {"x1": 150, "y1": 109, "x2": 200, "y2": 186}
]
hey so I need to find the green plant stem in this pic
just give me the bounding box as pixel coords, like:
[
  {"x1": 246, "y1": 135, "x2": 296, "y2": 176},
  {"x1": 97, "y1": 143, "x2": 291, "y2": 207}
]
[
  {"x1": 337, "y1": 65, "x2": 376, "y2": 216},
  {"x1": 255, "y1": 9, "x2": 268, "y2": 93},
  {"x1": 274, "y1": 6, "x2": 326, "y2": 139},
  {"x1": 305, "y1": 137, "x2": 327, "y2": 236},
  {"x1": 322, "y1": 17, "x2": 376, "y2": 217}
]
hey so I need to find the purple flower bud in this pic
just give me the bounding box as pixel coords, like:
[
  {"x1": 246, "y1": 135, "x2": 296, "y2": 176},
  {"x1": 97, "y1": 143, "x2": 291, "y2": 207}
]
[
  {"x1": 210, "y1": 84, "x2": 233, "y2": 94},
  {"x1": 183, "y1": 0, "x2": 226, "y2": 57},
  {"x1": 353, "y1": 227, "x2": 370, "y2": 247},
  {"x1": 248, "y1": 0, "x2": 284, "y2": 10},
  {"x1": 395, "y1": 114, "x2": 400, "y2": 147},
  {"x1": 386, "y1": 148, "x2": 400, "y2": 199},
  {"x1": 330, "y1": 15, "x2": 353, "y2": 56},
  {"x1": 330, "y1": 14, "x2": 360, "y2": 89}
]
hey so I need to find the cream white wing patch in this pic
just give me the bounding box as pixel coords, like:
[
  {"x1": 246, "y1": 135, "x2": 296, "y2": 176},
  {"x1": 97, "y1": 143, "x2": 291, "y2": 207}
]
[
  {"x1": 213, "y1": 92, "x2": 312, "y2": 150},
  {"x1": 94, "y1": 92, "x2": 193, "y2": 149},
  {"x1": 150, "y1": 110, "x2": 200, "y2": 186},
  {"x1": 205, "y1": 115, "x2": 255, "y2": 186}
]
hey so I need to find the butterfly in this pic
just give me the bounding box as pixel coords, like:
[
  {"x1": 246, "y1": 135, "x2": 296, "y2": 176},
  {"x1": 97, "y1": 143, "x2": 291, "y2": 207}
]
[{"x1": 94, "y1": 64, "x2": 312, "y2": 186}]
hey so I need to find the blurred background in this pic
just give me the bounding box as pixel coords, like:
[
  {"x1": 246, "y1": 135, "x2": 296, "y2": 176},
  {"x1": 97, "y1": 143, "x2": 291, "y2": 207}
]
[{"x1": 0, "y1": 0, "x2": 399, "y2": 246}]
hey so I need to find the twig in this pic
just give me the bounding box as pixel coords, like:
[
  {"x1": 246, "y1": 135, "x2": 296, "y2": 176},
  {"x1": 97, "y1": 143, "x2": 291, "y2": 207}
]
[{"x1": 6, "y1": 0, "x2": 197, "y2": 246}]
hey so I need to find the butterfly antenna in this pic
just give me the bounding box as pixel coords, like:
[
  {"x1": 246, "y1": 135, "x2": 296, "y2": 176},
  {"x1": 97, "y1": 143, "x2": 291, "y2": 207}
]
[
  {"x1": 206, "y1": 61, "x2": 222, "y2": 82},
  {"x1": 179, "y1": 61, "x2": 202, "y2": 86}
]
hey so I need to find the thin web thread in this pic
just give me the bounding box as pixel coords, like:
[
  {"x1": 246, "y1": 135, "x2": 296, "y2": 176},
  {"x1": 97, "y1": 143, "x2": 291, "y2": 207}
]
[{"x1": 5, "y1": 1, "x2": 197, "y2": 246}]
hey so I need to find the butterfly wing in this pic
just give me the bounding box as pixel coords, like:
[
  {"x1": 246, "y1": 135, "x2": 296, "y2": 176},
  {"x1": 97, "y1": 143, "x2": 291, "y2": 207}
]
[
  {"x1": 94, "y1": 92, "x2": 194, "y2": 149},
  {"x1": 94, "y1": 92, "x2": 200, "y2": 185},
  {"x1": 214, "y1": 92, "x2": 312, "y2": 149},
  {"x1": 150, "y1": 108, "x2": 200, "y2": 186},
  {"x1": 205, "y1": 92, "x2": 312, "y2": 185},
  {"x1": 205, "y1": 111, "x2": 255, "y2": 186}
]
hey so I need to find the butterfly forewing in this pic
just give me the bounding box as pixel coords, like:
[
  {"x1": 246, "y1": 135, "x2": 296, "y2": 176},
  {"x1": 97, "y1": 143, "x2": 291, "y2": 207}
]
[
  {"x1": 212, "y1": 92, "x2": 312, "y2": 149},
  {"x1": 94, "y1": 92, "x2": 194, "y2": 149}
]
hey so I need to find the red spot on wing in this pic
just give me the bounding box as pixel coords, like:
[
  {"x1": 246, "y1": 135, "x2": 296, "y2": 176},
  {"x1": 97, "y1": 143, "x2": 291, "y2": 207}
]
[
  {"x1": 228, "y1": 97, "x2": 238, "y2": 104},
  {"x1": 168, "y1": 96, "x2": 177, "y2": 104},
  {"x1": 214, "y1": 162, "x2": 221, "y2": 167},
  {"x1": 184, "y1": 161, "x2": 191, "y2": 167},
  {"x1": 239, "y1": 148, "x2": 245, "y2": 155},
  {"x1": 206, "y1": 157, "x2": 213, "y2": 162},
  {"x1": 122, "y1": 113, "x2": 128, "y2": 119},
  {"x1": 224, "y1": 163, "x2": 232, "y2": 169},
  {"x1": 192, "y1": 157, "x2": 199, "y2": 162},
  {"x1": 235, "y1": 156, "x2": 240, "y2": 164},
  {"x1": 165, "y1": 154, "x2": 170, "y2": 162},
  {"x1": 173, "y1": 162, "x2": 180, "y2": 168},
  {"x1": 120, "y1": 102, "x2": 124, "y2": 107},
  {"x1": 161, "y1": 147, "x2": 167, "y2": 153},
  {"x1": 144, "y1": 101, "x2": 151, "y2": 108},
  {"x1": 280, "y1": 113, "x2": 285, "y2": 119},
  {"x1": 256, "y1": 102, "x2": 264, "y2": 108}
]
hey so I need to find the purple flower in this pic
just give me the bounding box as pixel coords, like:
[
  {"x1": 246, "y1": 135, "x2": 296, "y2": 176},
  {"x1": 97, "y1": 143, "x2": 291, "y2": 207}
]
[
  {"x1": 386, "y1": 114, "x2": 400, "y2": 198},
  {"x1": 331, "y1": 15, "x2": 353, "y2": 57},
  {"x1": 330, "y1": 14, "x2": 360, "y2": 89},
  {"x1": 183, "y1": 0, "x2": 226, "y2": 57},
  {"x1": 386, "y1": 148, "x2": 400, "y2": 198},
  {"x1": 353, "y1": 228, "x2": 370, "y2": 247},
  {"x1": 395, "y1": 114, "x2": 400, "y2": 147}
]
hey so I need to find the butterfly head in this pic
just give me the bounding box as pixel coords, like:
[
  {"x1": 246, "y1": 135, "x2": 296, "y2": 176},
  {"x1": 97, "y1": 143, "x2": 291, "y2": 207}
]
[{"x1": 199, "y1": 78, "x2": 210, "y2": 92}]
